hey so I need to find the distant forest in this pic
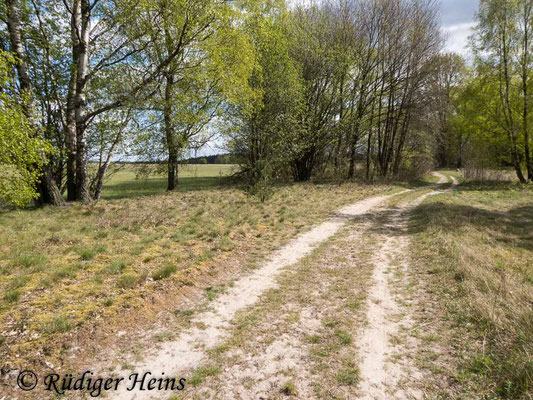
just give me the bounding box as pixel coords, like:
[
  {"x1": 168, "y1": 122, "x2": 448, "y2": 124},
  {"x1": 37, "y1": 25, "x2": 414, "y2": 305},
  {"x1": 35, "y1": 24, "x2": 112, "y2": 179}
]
[{"x1": 99, "y1": 154, "x2": 240, "y2": 165}]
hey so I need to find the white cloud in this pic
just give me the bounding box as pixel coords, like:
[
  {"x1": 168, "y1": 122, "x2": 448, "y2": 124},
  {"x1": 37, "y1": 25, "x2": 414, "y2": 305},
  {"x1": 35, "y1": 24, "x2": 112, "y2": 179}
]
[{"x1": 442, "y1": 22, "x2": 476, "y2": 55}]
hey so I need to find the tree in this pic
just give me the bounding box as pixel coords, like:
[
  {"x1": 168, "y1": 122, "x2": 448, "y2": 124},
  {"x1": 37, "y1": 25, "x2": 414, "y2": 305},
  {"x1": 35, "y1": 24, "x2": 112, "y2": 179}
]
[
  {"x1": 288, "y1": 3, "x2": 341, "y2": 182},
  {"x1": 2, "y1": 0, "x2": 218, "y2": 204},
  {"x1": 136, "y1": 0, "x2": 256, "y2": 191},
  {"x1": 0, "y1": 50, "x2": 52, "y2": 206},
  {"x1": 228, "y1": 1, "x2": 303, "y2": 198},
  {"x1": 476, "y1": 0, "x2": 530, "y2": 183},
  {"x1": 426, "y1": 53, "x2": 467, "y2": 168},
  {"x1": 3, "y1": 0, "x2": 65, "y2": 205}
]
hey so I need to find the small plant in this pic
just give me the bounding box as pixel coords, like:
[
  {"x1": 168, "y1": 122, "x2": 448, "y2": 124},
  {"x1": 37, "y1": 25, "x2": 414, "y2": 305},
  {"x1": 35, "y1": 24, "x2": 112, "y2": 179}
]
[
  {"x1": 14, "y1": 254, "x2": 45, "y2": 272},
  {"x1": 281, "y1": 381, "x2": 297, "y2": 396},
  {"x1": 42, "y1": 314, "x2": 73, "y2": 334},
  {"x1": 188, "y1": 365, "x2": 220, "y2": 386},
  {"x1": 205, "y1": 285, "x2": 225, "y2": 301},
  {"x1": 95, "y1": 231, "x2": 109, "y2": 239},
  {"x1": 6, "y1": 275, "x2": 28, "y2": 291},
  {"x1": 198, "y1": 250, "x2": 214, "y2": 263},
  {"x1": 155, "y1": 331, "x2": 175, "y2": 342},
  {"x1": 4, "y1": 289, "x2": 21, "y2": 303},
  {"x1": 152, "y1": 263, "x2": 177, "y2": 281},
  {"x1": 246, "y1": 161, "x2": 275, "y2": 203},
  {"x1": 52, "y1": 265, "x2": 80, "y2": 281},
  {"x1": 107, "y1": 259, "x2": 128, "y2": 275},
  {"x1": 216, "y1": 237, "x2": 234, "y2": 252},
  {"x1": 171, "y1": 231, "x2": 193, "y2": 242},
  {"x1": 305, "y1": 334, "x2": 321, "y2": 344},
  {"x1": 336, "y1": 367, "x2": 359, "y2": 385},
  {"x1": 117, "y1": 274, "x2": 139, "y2": 289},
  {"x1": 74, "y1": 245, "x2": 106, "y2": 261},
  {"x1": 335, "y1": 329, "x2": 352, "y2": 345}
]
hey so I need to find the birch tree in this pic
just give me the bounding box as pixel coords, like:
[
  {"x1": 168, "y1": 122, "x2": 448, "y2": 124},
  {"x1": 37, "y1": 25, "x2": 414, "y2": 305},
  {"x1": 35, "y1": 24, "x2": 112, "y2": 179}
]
[{"x1": 477, "y1": 0, "x2": 531, "y2": 183}]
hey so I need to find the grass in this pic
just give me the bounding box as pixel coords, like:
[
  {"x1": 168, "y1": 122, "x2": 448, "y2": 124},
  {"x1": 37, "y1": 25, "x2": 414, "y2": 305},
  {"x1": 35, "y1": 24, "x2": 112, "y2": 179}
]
[
  {"x1": 0, "y1": 163, "x2": 398, "y2": 370},
  {"x1": 42, "y1": 314, "x2": 74, "y2": 334},
  {"x1": 410, "y1": 180, "x2": 533, "y2": 399},
  {"x1": 188, "y1": 365, "x2": 220, "y2": 386},
  {"x1": 152, "y1": 263, "x2": 177, "y2": 280},
  {"x1": 281, "y1": 381, "x2": 297, "y2": 396},
  {"x1": 336, "y1": 367, "x2": 359, "y2": 385},
  {"x1": 100, "y1": 164, "x2": 236, "y2": 200}
]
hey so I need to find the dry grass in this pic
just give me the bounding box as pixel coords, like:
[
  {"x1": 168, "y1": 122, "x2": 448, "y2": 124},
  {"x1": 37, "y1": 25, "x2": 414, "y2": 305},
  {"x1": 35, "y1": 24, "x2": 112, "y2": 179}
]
[
  {"x1": 410, "y1": 180, "x2": 533, "y2": 399},
  {"x1": 0, "y1": 167, "x2": 396, "y2": 373}
]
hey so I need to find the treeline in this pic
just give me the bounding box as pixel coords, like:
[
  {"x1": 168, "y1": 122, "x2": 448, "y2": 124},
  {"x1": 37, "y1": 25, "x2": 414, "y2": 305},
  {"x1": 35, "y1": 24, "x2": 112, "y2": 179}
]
[
  {"x1": 106, "y1": 154, "x2": 238, "y2": 165},
  {"x1": 0, "y1": 0, "x2": 530, "y2": 207},
  {"x1": 455, "y1": 0, "x2": 532, "y2": 183},
  {"x1": 430, "y1": 0, "x2": 532, "y2": 184},
  {"x1": 184, "y1": 154, "x2": 239, "y2": 165},
  {"x1": 231, "y1": 0, "x2": 444, "y2": 192}
]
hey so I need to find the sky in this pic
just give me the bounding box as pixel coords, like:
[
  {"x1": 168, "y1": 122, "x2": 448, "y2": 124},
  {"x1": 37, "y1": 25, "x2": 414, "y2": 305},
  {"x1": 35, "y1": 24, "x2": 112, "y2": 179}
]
[
  {"x1": 196, "y1": 0, "x2": 480, "y2": 157},
  {"x1": 440, "y1": 0, "x2": 479, "y2": 55}
]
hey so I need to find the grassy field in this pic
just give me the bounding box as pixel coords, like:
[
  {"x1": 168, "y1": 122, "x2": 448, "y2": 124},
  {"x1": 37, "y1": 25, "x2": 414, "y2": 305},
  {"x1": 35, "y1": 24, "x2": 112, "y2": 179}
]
[
  {"x1": 100, "y1": 164, "x2": 237, "y2": 199},
  {"x1": 410, "y1": 181, "x2": 533, "y2": 399},
  {"x1": 0, "y1": 164, "x2": 399, "y2": 372}
]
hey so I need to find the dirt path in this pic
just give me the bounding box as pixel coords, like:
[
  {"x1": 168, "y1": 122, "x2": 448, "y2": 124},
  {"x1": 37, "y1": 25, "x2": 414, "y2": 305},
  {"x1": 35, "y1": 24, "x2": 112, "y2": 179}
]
[
  {"x1": 107, "y1": 175, "x2": 457, "y2": 399},
  {"x1": 109, "y1": 190, "x2": 409, "y2": 399},
  {"x1": 356, "y1": 173, "x2": 458, "y2": 399}
]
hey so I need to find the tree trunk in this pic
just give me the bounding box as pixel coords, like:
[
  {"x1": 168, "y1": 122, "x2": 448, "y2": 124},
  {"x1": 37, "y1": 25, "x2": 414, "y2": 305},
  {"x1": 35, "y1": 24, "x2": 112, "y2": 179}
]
[
  {"x1": 65, "y1": 0, "x2": 80, "y2": 201},
  {"x1": 91, "y1": 164, "x2": 108, "y2": 201},
  {"x1": 292, "y1": 149, "x2": 315, "y2": 182},
  {"x1": 167, "y1": 152, "x2": 179, "y2": 191},
  {"x1": 522, "y1": 0, "x2": 532, "y2": 180},
  {"x1": 74, "y1": 0, "x2": 92, "y2": 202},
  {"x1": 501, "y1": 30, "x2": 527, "y2": 183},
  {"x1": 5, "y1": 0, "x2": 64, "y2": 206},
  {"x1": 347, "y1": 133, "x2": 359, "y2": 180},
  {"x1": 164, "y1": 71, "x2": 179, "y2": 191}
]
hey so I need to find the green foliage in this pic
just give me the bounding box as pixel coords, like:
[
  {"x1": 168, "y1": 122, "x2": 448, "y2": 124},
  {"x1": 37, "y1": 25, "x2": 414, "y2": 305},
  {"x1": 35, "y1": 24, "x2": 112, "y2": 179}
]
[
  {"x1": 188, "y1": 365, "x2": 220, "y2": 386},
  {"x1": 470, "y1": 0, "x2": 533, "y2": 181},
  {"x1": 336, "y1": 367, "x2": 359, "y2": 386},
  {"x1": 0, "y1": 51, "x2": 51, "y2": 207},
  {"x1": 4, "y1": 289, "x2": 22, "y2": 303},
  {"x1": 73, "y1": 245, "x2": 106, "y2": 261},
  {"x1": 117, "y1": 274, "x2": 141, "y2": 289},
  {"x1": 107, "y1": 259, "x2": 128, "y2": 275},
  {"x1": 230, "y1": 4, "x2": 304, "y2": 196}
]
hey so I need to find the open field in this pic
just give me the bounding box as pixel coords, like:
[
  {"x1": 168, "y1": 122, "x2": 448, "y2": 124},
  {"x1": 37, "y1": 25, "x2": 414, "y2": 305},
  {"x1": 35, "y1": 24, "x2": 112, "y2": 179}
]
[{"x1": 99, "y1": 164, "x2": 237, "y2": 199}]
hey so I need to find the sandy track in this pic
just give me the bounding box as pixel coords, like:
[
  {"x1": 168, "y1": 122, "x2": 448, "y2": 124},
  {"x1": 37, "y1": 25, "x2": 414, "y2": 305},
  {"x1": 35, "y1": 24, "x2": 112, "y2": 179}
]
[
  {"x1": 106, "y1": 174, "x2": 457, "y2": 399},
  {"x1": 356, "y1": 173, "x2": 458, "y2": 399},
  {"x1": 110, "y1": 190, "x2": 409, "y2": 399}
]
